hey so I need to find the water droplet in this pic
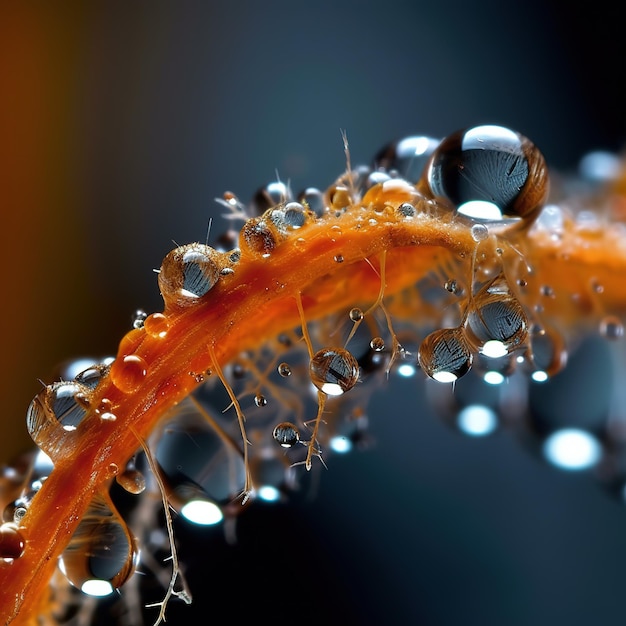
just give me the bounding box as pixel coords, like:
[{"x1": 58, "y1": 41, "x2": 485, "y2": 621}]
[
  {"x1": 374, "y1": 135, "x2": 440, "y2": 182},
  {"x1": 116, "y1": 464, "x2": 146, "y2": 495},
  {"x1": 107, "y1": 463, "x2": 119, "y2": 477},
  {"x1": 254, "y1": 393, "x2": 267, "y2": 407},
  {"x1": 327, "y1": 184, "x2": 352, "y2": 211},
  {"x1": 144, "y1": 312, "x2": 170, "y2": 338},
  {"x1": 309, "y1": 348, "x2": 360, "y2": 396},
  {"x1": 418, "y1": 327, "x2": 473, "y2": 383},
  {"x1": 251, "y1": 180, "x2": 292, "y2": 215},
  {"x1": 110, "y1": 355, "x2": 148, "y2": 394},
  {"x1": 370, "y1": 337, "x2": 385, "y2": 351},
  {"x1": 269, "y1": 201, "x2": 310, "y2": 232},
  {"x1": 131, "y1": 309, "x2": 146, "y2": 330},
  {"x1": 74, "y1": 363, "x2": 111, "y2": 390},
  {"x1": 333, "y1": 254, "x2": 344, "y2": 263},
  {"x1": 444, "y1": 279, "x2": 461, "y2": 294},
  {"x1": 96, "y1": 398, "x2": 116, "y2": 422},
  {"x1": 397, "y1": 202, "x2": 416, "y2": 217},
  {"x1": 277, "y1": 362, "x2": 292, "y2": 378},
  {"x1": 60, "y1": 494, "x2": 138, "y2": 595},
  {"x1": 240, "y1": 217, "x2": 279, "y2": 257},
  {"x1": 349, "y1": 308, "x2": 364, "y2": 322},
  {"x1": 423, "y1": 125, "x2": 548, "y2": 227},
  {"x1": 465, "y1": 275, "x2": 528, "y2": 352},
  {"x1": 471, "y1": 223, "x2": 489, "y2": 242},
  {"x1": 0, "y1": 524, "x2": 25, "y2": 559},
  {"x1": 159, "y1": 243, "x2": 222, "y2": 307},
  {"x1": 298, "y1": 187, "x2": 326, "y2": 216},
  {"x1": 600, "y1": 315, "x2": 624, "y2": 340},
  {"x1": 272, "y1": 422, "x2": 301, "y2": 448}
]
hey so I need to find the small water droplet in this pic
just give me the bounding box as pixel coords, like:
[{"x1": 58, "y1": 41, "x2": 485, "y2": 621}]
[
  {"x1": 374, "y1": 135, "x2": 440, "y2": 182},
  {"x1": 418, "y1": 327, "x2": 473, "y2": 383},
  {"x1": 254, "y1": 393, "x2": 267, "y2": 407},
  {"x1": 471, "y1": 223, "x2": 489, "y2": 242},
  {"x1": 116, "y1": 466, "x2": 146, "y2": 495},
  {"x1": 240, "y1": 217, "x2": 279, "y2": 257},
  {"x1": 370, "y1": 337, "x2": 385, "y2": 351},
  {"x1": 0, "y1": 524, "x2": 26, "y2": 559},
  {"x1": 107, "y1": 463, "x2": 119, "y2": 477},
  {"x1": 600, "y1": 315, "x2": 624, "y2": 340},
  {"x1": 277, "y1": 362, "x2": 292, "y2": 378},
  {"x1": 272, "y1": 422, "x2": 301, "y2": 448},
  {"x1": 444, "y1": 279, "x2": 461, "y2": 294},
  {"x1": 132, "y1": 309, "x2": 148, "y2": 329},
  {"x1": 110, "y1": 355, "x2": 148, "y2": 394},
  {"x1": 334, "y1": 254, "x2": 344, "y2": 263},
  {"x1": 251, "y1": 180, "x2": 292, "y2": 215},
  {"x1": 309, "y1": 348, "x2": 360, "y2": 396},
  {"x1": 349, "y1": 308, "x2": 364, "y2": 322}
]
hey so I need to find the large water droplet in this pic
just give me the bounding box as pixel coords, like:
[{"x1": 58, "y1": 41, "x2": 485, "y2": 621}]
[
  {"x1": 158, "y1": 243, "x2": 222, "y2": 308},
  {"x1": 423, "y1": 125, "x2": 548, "y2": 227},
  {"x1": 418, "y1": 327, "x2": 473, "y2": 383},
  {"x1": 272, "y1": 422, "x2": 301, "y2": 448},
  {"x1": 465, "y1": 275, "x2": 528, "y2": 352},
  {"x1": 374, "y1": 135, "x2": 440, "y2": 182},
  {"x1": 59, "y1": 494, "x2": 138, "y2": 596},
  {"x1": 309, "y1": 348, "x2": 360, "y2": 396}
]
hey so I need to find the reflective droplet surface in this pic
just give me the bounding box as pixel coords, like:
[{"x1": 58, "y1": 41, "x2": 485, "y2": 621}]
[
  {"x1": 599, "y1": 315, "x2": 624, "y2": 340},
  {"x1": 143, "y1": 312, "x2": 170, "y2": 338},
  {"x1": 272, "y1": 422, "x2": 300, "y2": 448},
  {"x1": 277, "y1": 362, "x2": 292, "y2": 377},
  {"x1": 115, "y1": 463, "x2": 146, "y2": 495},
  {"x1": 0, "y1": 524, "x2": 25, "y2": 559},
  {"x1": 240, "y1": 217, "x2": 279, "y2": 257},
  {"x1": 370, "y1": 337, "x2": 385, "y2": 352},
  {"x1": 269, "y1": 201, "x2": 311, "y2": 232},
  {"x1": 254, "y1": 393, "x2": 267, "y2": 407},
  {"x1": 465, "y1": 276, "x2": 528, "y2": 352},
  {"x1": 349, "y1": 307, "x2": 364, "y2": 322},
  {"x1": 424, "y1": 125, "x2": 548, "y2": 226},
  {"x1": 158, "y1": 243, "x2": 221, "y2": 307},
  {"x1": 132, "y1": 309, "x2": 147, "y2": 329},
  {"x1": 251, "y1": 180, "x2": 292, "y2": 215},
  {"x1": 309, "y1": 348, "x2": 360, "y2": 396},
  {"x1": 374, "y1": 135, "x2": 440, "y2": 182},
  {"x1": 418, "y1": 327, "x2": 473, "y2": 383},
  {"x1": 60, "y1": 494, "x2": 138, "y2": 595},
  {"x1": 110, "y1": 355, "x2": 148, "y2": 394}
]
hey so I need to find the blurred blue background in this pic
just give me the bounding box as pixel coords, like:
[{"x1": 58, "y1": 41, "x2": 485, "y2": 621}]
[{"x1": 1, "y1": 2, "x2": 626, "y2": 624}]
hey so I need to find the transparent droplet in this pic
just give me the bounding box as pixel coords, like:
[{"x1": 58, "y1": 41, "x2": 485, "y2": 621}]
[
  {"x1": 0, "y1": 524, "x2": 25, "y2": 559},
  {"x1": 465, "y1": 275, "x2": 528, "y2": 352},
  {"x1": 74, "y1": 363, "x2": 111, "y2": 390},
  {"x1": 60, "y1": 494, "x2": 138, "y2": 595},
  {"x1": 110, "y1": 354, "x2": 148, "y2": 394},
  {"x1": 269, "y1": 201, "x2": 311, "y2": 232},
  {"x1": 251, "y1": 180, "x2": 292, "y2": 215},
  {"x1": 423, "y1": 125, "x2": 548, "y2": 227},
  {"x1": 370, "y1": 337, "x2": 385, "y2": 352},
  {"x1": 240, "y1": 217, "x2": 279, "y2": 257},
  {"x1": 418, "y1": 327, "x2": 473, "y2": 383},
  {"x1": 272, "y1": 422, "x2": 301, "y2": 448},
  {"x1": 159, "y1": 243, "x2": 222, "y2": 307},
  {"x1": 254, "y1": 393, "x2": 268, "y2": 407},
  {"x1": 277, "y1": 362, "x2": 292, "y2": 378},
  {"x1": 471, "y1": 223, "x2": 489, "y2": 242},
  {"x1": 327, "y1": 184, "x2": 352, "y2": 211},
  {"x1": 397, "y1": 202, "x2": 416, "y2": 217},
  {"x1": 599, "y1": 315, "x2": 624, "y2": 340},
  {"x1": 298, "y1": 187, "x2": 326, "y2": 216},
  {"x1": 309, "y1": 348, "x2": 360, "y2": 396},
  {"x1": 334, "y1": 254, "x2": 344, "y2": 263},
  {"x1": 143, "y1": 312, "x2": 170, "y2": 338},
  {"x1": 132, "y1": 309, "x2": 148, "y2": 329},
  {"x1": 374, "y1": 135, "x2": 440, "y2": 182},
  {"x1": 349, "y1": 308, "x2": 364, "y2": 322},
  {"x1": 115, "y1": 461, "x2": 146, "y2": 495}
]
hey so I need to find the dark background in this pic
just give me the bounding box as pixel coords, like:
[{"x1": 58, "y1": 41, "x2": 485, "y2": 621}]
[{"x1": 2, "y1": 2, "x2": 626, "y2": 625}]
